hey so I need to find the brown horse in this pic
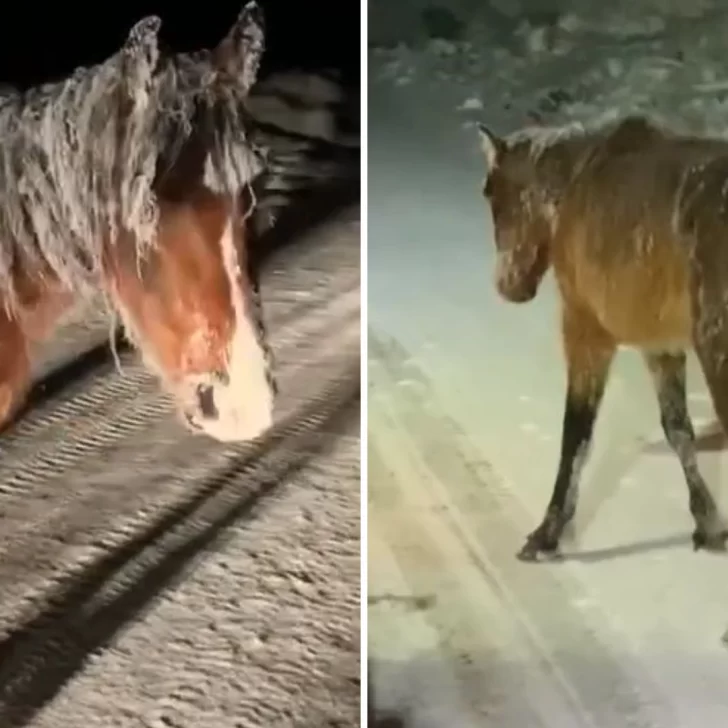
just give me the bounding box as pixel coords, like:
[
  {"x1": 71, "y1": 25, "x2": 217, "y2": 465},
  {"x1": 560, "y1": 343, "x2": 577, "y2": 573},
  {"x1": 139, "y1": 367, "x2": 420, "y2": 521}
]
[
  {"x1": 477, "y1": 114, "x2": 728, "y2": 561},
  {"x1": 0, "y1": 2, "x2": 276, "y2": 443}
]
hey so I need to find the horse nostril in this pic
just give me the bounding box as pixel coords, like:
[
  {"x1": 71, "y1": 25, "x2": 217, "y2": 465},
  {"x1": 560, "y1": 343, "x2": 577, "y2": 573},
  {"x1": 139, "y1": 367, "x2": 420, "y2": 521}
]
[{"x1": 196, "y1": 384, "x2": 219, "y2": 420}]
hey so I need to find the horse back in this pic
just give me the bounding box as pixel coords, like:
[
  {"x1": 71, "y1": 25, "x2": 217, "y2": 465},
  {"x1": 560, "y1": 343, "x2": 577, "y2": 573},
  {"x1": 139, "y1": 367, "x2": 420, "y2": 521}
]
[{"x1": 551, "y1": 123, "x2": 728, "y2": 348}]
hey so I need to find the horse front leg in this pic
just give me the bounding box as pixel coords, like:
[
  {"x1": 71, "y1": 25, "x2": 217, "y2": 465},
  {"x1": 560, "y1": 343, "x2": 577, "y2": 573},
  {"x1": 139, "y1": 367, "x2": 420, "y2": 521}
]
[{"x1": 518, "y1": 304, "x2": 615, "y2": 562}]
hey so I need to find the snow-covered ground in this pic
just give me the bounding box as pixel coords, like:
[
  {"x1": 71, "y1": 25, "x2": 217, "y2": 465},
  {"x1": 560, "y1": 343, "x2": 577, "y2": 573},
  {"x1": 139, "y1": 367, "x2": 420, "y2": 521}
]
[{"x1": 368, "y1": 2, "x2": 728, "y2": 725}]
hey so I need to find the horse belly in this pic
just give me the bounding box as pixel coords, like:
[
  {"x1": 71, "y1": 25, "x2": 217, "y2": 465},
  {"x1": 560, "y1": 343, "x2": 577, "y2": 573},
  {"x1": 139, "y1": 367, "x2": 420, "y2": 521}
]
[
  {"x1": 571, "y1": 255, "x2": 692, "y2": 349},
  {"x1": 599, "y1": 289, "x2": 691, "y2": 348}
]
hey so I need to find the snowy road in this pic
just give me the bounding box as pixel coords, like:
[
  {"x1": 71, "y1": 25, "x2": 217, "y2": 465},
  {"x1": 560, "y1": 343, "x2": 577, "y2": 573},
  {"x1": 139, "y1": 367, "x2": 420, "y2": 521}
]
[
  {"x1": 368, "y1": 4, "x2": 728, "y2": 725},
  {"x1": 0, "y1": 199, "x2": 360, "y2": 727}
]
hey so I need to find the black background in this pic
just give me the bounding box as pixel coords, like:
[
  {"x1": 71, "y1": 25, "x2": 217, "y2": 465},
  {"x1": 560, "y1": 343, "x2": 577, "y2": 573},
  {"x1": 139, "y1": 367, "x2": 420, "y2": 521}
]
[{"x1": 0, "y1": 1, "x2": 360, "y2": 90}]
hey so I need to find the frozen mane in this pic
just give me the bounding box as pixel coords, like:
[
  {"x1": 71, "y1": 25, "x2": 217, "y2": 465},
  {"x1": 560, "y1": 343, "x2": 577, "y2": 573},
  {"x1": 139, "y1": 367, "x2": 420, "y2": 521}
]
[
  {"x1": 504, "y1": 120, "x2": 588, "y2": 161},
  {"x1": 501, "y1": 111, "x2": 680, "y2": 165},
  {"x1": 0, "y1": 4, "x2": 265, "y2": 309}
]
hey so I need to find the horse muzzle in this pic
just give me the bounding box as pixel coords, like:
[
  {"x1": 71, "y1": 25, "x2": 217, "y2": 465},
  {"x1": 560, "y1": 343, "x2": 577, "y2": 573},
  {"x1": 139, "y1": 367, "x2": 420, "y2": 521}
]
[
  {"x1": 495, "y1": 269, "x2": 538, "y2": 303},
  {"x1": 180, "y1": 372, "x2": 275, "y2": 443}
]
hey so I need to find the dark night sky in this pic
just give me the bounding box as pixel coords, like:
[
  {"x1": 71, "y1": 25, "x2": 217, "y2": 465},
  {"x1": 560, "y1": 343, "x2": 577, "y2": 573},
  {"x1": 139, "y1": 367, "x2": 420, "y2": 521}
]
[{"x1": 0, "y1": 1, "x2": 360, "y2": 90}]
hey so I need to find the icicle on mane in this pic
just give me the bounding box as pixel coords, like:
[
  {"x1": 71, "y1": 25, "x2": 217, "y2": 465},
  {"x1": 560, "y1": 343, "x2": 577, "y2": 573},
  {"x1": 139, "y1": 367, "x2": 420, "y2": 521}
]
[
  {"x1": 501, "y1": 109, "x2": 674, "y2": 164},
  {"x1": 0, "y1": 16, "x2": 161, "y2": 307},
  {"x1": 0, "y1": 1, "x2": 268, "y2": 312},
  {"x1": 504, "y1": 120, "x2": 587, "y2": 162}
]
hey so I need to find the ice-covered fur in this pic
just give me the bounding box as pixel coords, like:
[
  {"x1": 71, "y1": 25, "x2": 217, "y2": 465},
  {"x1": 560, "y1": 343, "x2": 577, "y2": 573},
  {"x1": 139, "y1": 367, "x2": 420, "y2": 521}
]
[
  {"x1": 501, "y1": 120, "x2": 588, "y2": 162},
  {"x1": 0, "y1": 10, "x2": 264, "y2": 305},
  {"x1": 0, "y1": 2, "x2": 277, "y2": 443},
  {"x1": 0, "y1": 17, "x2": 163, "y2": 303}
]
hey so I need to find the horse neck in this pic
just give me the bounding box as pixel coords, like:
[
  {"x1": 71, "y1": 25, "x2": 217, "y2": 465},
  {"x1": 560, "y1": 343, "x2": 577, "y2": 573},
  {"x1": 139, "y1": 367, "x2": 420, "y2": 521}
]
[{"x1": 530, "y1": 133, "x2": 597, "y2": 207}]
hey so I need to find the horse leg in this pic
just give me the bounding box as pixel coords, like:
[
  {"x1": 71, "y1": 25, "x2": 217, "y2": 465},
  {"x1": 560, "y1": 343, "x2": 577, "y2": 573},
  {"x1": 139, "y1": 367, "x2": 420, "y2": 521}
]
[
  {"x1": 518, "y1": 304, "x2": 615, "y2": 561},
  {"x1": 0, "y1": 309, "x2": 30, "y2": 431},
  {"x1": 645, "y1": 351, "x2": 727, "y2": 551},
  {"x1": 690, "y1": 277, "x2": 728, "y2": 554}
]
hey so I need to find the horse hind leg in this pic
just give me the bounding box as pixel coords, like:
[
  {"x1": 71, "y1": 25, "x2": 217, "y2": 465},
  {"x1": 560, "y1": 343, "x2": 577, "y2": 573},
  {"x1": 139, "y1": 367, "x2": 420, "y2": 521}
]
[
  {"x1": 645, "y1": 351, "x2": 727, "y2": 551},
  {"x1": 518, "y1": 304, "x2": 615, "y2": 562}
]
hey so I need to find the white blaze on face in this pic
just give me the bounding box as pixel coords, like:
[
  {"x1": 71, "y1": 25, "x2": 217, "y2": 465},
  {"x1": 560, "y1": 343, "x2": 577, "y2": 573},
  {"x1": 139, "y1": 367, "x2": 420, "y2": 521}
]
[{"x1": 195, "y1": 215, "x2": 274, "y2": 442}]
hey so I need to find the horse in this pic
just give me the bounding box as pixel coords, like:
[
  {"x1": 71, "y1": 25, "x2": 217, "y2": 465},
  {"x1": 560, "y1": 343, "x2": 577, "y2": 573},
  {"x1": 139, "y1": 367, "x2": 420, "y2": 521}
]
[
  {"x1": 476, "y1": 114, "x2": 728, "y2": 561},
  {"x1": 0, "y1": 2, "x2": 276, "y2": 443}
]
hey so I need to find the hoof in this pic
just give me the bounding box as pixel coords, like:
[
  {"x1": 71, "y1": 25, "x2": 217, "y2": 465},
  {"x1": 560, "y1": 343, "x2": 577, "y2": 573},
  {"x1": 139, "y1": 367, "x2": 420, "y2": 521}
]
[
  {"x1": 517, "y1": 534, "x2": 562, "y2": 563},
  {"x1": 692, "y1": 526, "x2": 728, "y2": 552}
]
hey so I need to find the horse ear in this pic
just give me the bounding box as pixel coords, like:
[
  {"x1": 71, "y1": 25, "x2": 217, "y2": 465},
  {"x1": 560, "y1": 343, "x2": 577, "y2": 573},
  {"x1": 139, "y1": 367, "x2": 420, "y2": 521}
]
[
  {"x1": 213, "y1": 2, "x2": 266, "y2": 95},
  {"x1": 122, "y1": 16, "x2": 161, "y2": 70},
  {"x1": 121, "y1": 15, "x2": 162, "y2": 94},
  {"x1": 477, "y1": 122, "x2": 503, "y2": 171}
]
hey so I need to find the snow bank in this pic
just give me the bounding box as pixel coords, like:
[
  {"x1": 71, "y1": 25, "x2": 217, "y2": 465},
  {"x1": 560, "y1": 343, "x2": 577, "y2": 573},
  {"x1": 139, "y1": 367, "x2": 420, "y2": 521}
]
[{"x1": 372, "y1": 0, "x2": 728, "y2": 138}]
